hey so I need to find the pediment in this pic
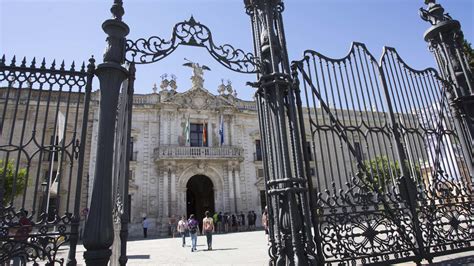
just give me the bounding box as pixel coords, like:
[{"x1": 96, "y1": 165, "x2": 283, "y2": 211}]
[{"x1": 163, "y1": 87, "x2": 236, "y2": 110}]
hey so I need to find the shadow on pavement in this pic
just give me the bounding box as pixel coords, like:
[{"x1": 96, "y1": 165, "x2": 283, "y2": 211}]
[
  {"x1": 429, "y1": 255, "x2": 474, "y2": 265},
  {"x1": 201, "y1": 248, "x2": 238, "y2": 251},
  {"x1": 128, "y1": 255, "x2": 151, "y2": 260}
]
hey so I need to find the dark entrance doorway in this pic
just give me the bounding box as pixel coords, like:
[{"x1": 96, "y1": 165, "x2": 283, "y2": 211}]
[{"x1": 186, "y1": 175, "x2": 215, "y2": 229}]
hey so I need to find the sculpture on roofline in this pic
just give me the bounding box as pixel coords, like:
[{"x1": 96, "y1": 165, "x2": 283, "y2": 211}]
[{"x1": 183, "y1": 58, "x2": 211, "y2": 89}]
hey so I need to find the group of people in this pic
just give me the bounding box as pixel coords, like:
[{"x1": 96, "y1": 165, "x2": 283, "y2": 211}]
[
  {"x1": 173, "y1": 210, "x2": 263, "y2": 252},
  {"x1": 212, "y1": 211, "x2": 258, "y2": 233},
  {"x1": 176, "y1": 211, "x2": 215, "y2": 252},
  {"x1": 142, "y1": 209, "x2": 269, "y2": 251}
]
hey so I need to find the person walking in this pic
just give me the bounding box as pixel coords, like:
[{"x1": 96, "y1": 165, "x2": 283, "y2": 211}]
[
  {"x1": 177, "y1": 215, "x2": 188, "y2": 247},
  {"x1": 223, "y1": 212, "x2": 229, "y2": 233},
  {"x1": 240, "y1": 212, "x2": 246, "y2": 231},
  {"x1": 142, "y1": 217, "x2": 149, "y2": 238},
  {"x1": 252, "y1": 211, "x2": 257, "y2": 230},
  {"x1": 231, "y1": 214, "x2": 237, "y2": 232},
  {"x1": 202, "y1": 211, "x2": 215, "y2": 250},
  {"x1": 262, "y1": 207, "x2": 269, "y2": 245},
  {"x1": 217, "y1": 212, "x2": 223, "y2": 233},
  {"x1": 247, "y1": 211, "x2": 253, "y2": 231},
  {"x1": 188, "y1": 214, "x2": 199, "y2": 252}
]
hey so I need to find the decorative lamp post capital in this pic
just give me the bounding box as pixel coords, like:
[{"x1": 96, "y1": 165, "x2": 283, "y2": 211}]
[{"x1": 420, "y1": 0, "x2": 474, "y2": 176}]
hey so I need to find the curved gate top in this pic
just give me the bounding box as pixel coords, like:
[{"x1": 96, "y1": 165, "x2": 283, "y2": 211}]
[{"x1": 125, "y1": 16, "x2": 259, "y2": 74}]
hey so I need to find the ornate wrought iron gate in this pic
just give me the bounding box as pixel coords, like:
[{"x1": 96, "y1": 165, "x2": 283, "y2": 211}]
[
  {"x1": 110, "y1": 63, "x2": 135, "y2": 266},
  {"x1": 0, "y1": 56, "x2": 95, "y2": 265},
  {"x1": 292, "y1": 42, "x2": 474, "y2": 265}
]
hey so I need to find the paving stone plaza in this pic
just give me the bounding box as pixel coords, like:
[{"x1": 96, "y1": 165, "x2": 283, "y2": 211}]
[
  {"x1": 68, "y1": 231, "x2": 269, "y2": 265},
  {"x1": 56, "y1": 230, "x2": 474, "y2": 266}
]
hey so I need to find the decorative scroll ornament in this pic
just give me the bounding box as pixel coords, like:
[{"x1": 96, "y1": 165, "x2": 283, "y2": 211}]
[{"x1": 126, "y1": 16, "x2": 259, "y2": 74}]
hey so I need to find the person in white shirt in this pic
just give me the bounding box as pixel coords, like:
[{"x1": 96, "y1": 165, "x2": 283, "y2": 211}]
[
  {"x1": 177, "y1": 215, "x2": 188, "y2": 247},
  {"x1": 142, "y1": 217, "x2": 149, "y2": 238}
]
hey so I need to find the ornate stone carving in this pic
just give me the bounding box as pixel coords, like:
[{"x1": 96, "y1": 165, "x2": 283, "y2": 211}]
[
  {"x1": 163, "y1": 84, "x2": 236, "y2": 111},
  {"x1": 183, "y1": 59, "x2": 211, "y2": 89}
]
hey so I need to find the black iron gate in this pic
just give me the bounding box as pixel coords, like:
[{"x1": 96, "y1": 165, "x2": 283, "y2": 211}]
[
  {"x1": 0, "y1": 56, "x2": 95, "y2": 265},
  {"x1": 292, "y1": 42, "x2": 474, "y2": 265},
  {"x1": 111, "y1": 63, "x2": 135, "y2": 266}
]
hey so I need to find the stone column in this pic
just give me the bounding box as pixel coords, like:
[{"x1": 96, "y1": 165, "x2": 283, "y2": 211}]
[
  {"x1": 225, "y1": 116, "x2": 232, "y2": 146},
  {"x1": 228, "y1": 163, "x2": 235, "y2": 213},
  {"x1": 180, "y1": 189, "x2": 187, "y2": 218},
  {"x1": 163, "y1": 170, "x2": 169, "y2": 218},
  {"x1": 234, "y1": 166, "x2": 241, "y2": 212},
  {"x1": 170, "y1": 167, "x2": 176, "y2": 216}
]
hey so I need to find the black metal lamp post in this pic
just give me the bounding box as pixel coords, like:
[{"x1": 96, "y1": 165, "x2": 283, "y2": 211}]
[
  {"x1": 82, "y1": 0, "x2": 130, "y2": 265},
  {"x1": 420, "y1": 0, "x2": 474, "y2": 170},
  {"x1": 244, "y1": 0, "x2": 316, "y2": 265}
]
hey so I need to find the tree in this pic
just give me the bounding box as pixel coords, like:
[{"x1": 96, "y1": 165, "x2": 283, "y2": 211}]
[
  {"x1": 462, "y1": 39, "x2": 474, "y2": 71},
  {"x1": 362, "y1": 156, "x2": 420, "y2": 192},
  {"x1": 0, "y1": 159, "x2": 28, "y2": 206}
]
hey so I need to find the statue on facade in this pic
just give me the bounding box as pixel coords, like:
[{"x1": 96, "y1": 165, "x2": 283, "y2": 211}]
[{"x1": 183, "y1": 58, "x2": 211, "y2": 89}]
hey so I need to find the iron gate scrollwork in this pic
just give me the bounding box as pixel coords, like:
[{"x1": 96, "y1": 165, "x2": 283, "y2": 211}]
[
  {"x1": 292, "y1": 42, "x2": 474, "y2": 265},
  {"x1": 0, "y1": 55, "x2": 95, "y2": 265},
  {"x1": 111, "y1": 62, "x2": 135, "y2": 266},
  {"x1": 126, "y1": 16, "x2": 259, "y2": 74}
]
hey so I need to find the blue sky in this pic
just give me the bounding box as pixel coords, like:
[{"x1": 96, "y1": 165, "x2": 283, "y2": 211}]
[{"x1": 1, "y1": 0, "x2": 473, "y2": 100}]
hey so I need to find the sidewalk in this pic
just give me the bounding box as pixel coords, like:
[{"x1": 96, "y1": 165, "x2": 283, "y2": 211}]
[
  {"x1": 72, "y1": 230, "x2": 269, "y2": 265},
  {"x1": 64, "y1": 231, "x2": 474, "y2": 265}
]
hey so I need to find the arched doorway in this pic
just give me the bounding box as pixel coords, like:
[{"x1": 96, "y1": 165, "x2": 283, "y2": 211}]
[{"x1": 186, "y1": 175, "x2": 215, "y2": 228}]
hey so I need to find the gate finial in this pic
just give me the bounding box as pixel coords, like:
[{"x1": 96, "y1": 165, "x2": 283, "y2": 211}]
[
  {"x1": 111, "y1": 0, "x2": 124, "y2": 21},
  {"x1": 419, "y1": 0, "x2": 451, "y2": 26}
]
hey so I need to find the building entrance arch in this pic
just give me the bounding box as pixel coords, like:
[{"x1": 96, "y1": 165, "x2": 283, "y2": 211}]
[{"x1": 186, "y1": 175, "x2": 215, "y2": 228}]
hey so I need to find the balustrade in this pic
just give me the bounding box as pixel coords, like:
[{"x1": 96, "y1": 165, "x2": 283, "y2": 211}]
[{"x1": 155, "y1": 145, "x2": 243, "y2": 160}]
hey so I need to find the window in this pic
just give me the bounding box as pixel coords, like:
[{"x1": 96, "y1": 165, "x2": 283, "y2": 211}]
[
  {"x1": 310, "y1": 168, "x2": 316, "y2": 176},
  {"x1": 129, "y1": 137, "x2": 136, "y2": 161},
  {"x1": 306, "y1": 141, "x2": 313, "y2": 161},
  {"x1": 255, "y1": 140, "x2": 262, "y2": 161},
  {"x1": 354, "y1": 142, "x2": 363, "y2": 161},
  {"x1": 190, "y1": 123, "x2": 207, "y2": 147},
  {"x1": 257, "y1": 168, "x2": 264, "y2": 179}
]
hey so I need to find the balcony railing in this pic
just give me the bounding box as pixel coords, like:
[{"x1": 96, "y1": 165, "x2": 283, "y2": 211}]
[{"x1": 155, "y1": 145, "x2": 243, "y2": 160}]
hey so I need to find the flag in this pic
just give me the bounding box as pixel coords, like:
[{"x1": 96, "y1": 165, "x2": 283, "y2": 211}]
[
  {"x1": 47, "y1": 111, "x2": 65, "y2": 211},
  {"x1": 185, "y1": 116, "x2": 190, "y2": 144},
  {"x1": 51, "y1": 111, "x2": 65, "y2": 183},
  {"x1": 203, "y1": 121, "x2": 207, "y2": 146},
  {"x1": 219, "y1": 115, "x2": 224, "y2": 146}
]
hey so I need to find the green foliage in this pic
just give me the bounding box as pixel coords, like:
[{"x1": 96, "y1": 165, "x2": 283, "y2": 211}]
[
  {"x1": 362, "y1": 156, "x2": 420, "y2": 192},
  {"x1": 0, "y1": 159, "x2": 28, "y2": 206},
  {"x1": 463, "y1": 39, "x2": 474, "y2": 71}
]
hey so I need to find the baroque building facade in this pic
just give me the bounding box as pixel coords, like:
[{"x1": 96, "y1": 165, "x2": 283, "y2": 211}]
[
  {"x1": 88, "y1": 69, "x2": 269, "y2": 237},
  {"x1": 2, "y1": 66, "x2": 440, "y2": 239}
]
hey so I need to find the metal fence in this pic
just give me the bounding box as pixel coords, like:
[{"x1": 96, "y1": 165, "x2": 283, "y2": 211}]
[
  {"x1": 292, "y1": 42, "x2": 474, "y2": 265},
  {"x1": 0, "y1": 56, "x2": 94, "y2": 265}
]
